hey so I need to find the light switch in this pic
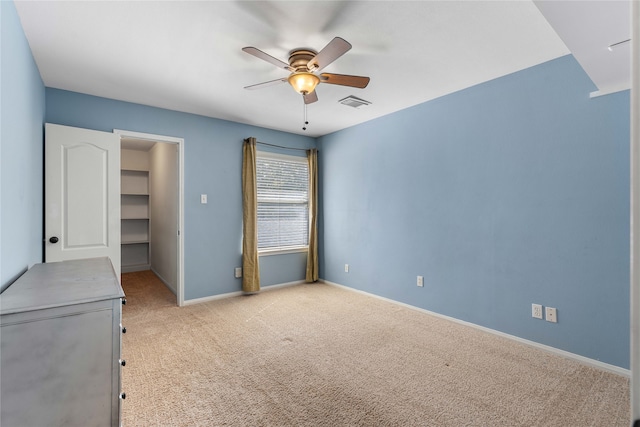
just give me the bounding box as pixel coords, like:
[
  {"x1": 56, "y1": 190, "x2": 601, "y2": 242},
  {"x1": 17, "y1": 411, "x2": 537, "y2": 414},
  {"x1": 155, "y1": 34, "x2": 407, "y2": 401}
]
[{"x1": 200, "y1": 194, "x2": 207, "y2": 204}]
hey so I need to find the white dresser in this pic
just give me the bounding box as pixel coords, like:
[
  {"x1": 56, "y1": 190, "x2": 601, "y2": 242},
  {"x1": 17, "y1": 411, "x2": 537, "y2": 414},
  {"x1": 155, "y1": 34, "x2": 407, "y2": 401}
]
[{"x1": 0, "y1": 257, "x2": 126, "y2": 427}]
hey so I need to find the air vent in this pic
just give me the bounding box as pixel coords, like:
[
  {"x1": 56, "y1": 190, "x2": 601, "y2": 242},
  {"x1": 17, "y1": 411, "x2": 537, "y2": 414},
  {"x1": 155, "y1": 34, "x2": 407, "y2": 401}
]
[{"x1": 339, "y1": 96, "x2": 371, "y2": 108}]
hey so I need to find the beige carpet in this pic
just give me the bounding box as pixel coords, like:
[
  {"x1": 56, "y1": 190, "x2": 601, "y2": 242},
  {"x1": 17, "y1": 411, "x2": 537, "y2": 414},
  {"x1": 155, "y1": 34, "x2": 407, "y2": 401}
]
[{"x1": 121, "y1": 271, "x2": 629, "y2": 426}]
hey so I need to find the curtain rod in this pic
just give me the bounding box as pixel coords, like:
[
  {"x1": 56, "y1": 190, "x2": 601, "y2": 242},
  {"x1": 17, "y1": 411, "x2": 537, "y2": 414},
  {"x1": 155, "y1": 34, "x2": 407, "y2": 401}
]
[{"x1": 249, "y1": 139, "x2": 316, "y2": 152}]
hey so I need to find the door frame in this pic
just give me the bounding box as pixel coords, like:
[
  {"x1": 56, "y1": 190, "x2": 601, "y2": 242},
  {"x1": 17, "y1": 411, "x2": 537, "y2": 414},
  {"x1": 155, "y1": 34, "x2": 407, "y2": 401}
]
[
  {"x1": 114, "y1": 129, "x2": 185, "y2": 307},
  {"x1": 631, "y1": 0, "x2": 639, "y2": 420}
]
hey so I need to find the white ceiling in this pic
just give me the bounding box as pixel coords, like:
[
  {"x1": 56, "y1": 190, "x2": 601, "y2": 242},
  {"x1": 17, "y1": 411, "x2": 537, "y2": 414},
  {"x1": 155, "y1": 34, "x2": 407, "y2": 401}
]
[
  {"x1": 15, "y1": 1, "x2": 620, "y2": 138},
  {"x1": 534, "y1": 0, "x2": 631, "y2": 98},
  {"x1": 121, "y1": 137, "x2": 156, "y2": 152}
]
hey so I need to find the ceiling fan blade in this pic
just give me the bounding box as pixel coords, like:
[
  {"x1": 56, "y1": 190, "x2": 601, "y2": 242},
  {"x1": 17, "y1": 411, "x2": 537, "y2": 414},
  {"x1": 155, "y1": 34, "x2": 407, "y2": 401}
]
[
  {"x1": 320, "y1": 73, "x2": 370, "y2": 89},
  {"x1": 307, "y1": 37, "x2": 352, "y2": 72},
  {"x1": 303, "y1": 91, "x2": 318, "y2": 104},
  {"x1": 242, "y1": 47, "x2": 294, "y2": 72},
  {"x1": 244, "y1": 78, "x2": 287, "y2": 90}
]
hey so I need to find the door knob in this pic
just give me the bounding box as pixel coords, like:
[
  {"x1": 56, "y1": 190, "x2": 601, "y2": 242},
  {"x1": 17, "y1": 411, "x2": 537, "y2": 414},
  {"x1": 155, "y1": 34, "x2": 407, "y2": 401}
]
[{"x1": 49, "y1": 236, "x2": 59, "y2": 244}]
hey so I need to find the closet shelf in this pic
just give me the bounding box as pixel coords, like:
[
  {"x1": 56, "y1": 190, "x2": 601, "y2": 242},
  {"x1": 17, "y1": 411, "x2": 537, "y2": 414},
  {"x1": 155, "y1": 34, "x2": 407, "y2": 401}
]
[
  {"x1": 121, "y1": 239, "x2": 149, "y2": 245},
  {"x1": 122, "y1": 193, "x2": 149, "y2": 196},
  {"x1": 121, "y1": 168, "x2": 148, "y2": 172},
  {"x1": 121, "y1": 217, "x2": 149, "y2": 221}
]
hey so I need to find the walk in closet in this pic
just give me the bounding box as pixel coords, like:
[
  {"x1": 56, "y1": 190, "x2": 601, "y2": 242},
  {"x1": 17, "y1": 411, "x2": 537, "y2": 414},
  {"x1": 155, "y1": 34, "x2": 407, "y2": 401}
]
[{"x1": 120, "y1": 138, "x2": 179, "y2": 295}]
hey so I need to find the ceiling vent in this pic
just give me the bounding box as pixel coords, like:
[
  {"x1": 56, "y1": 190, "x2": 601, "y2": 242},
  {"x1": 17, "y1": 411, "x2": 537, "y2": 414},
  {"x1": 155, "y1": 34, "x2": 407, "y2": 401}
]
[{"x1": 339, "y1": 95, "x2": 371, "y2": 108}]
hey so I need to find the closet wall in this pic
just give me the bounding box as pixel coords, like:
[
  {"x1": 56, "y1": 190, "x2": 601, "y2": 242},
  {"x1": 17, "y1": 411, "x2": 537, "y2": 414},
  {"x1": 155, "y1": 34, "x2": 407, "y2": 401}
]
[
  {"x1": 121, "y1": 143, "x2": 178, "y2": 294},
  {"x1": 149, "y1": 143, "x2": 178, "y2": 294}
]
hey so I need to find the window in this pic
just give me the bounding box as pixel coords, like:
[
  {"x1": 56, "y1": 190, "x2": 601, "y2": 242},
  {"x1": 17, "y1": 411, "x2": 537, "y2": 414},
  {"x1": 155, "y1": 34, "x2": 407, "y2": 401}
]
[{"x1": 256, "y1": 151, "x2": 309, "y2": 253}]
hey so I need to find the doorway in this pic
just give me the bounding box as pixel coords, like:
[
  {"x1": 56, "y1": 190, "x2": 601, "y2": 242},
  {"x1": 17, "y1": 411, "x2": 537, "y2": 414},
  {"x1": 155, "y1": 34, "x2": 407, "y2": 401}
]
[{"x1": 114, "y1": 129, "x2": 185, "y2": 306}]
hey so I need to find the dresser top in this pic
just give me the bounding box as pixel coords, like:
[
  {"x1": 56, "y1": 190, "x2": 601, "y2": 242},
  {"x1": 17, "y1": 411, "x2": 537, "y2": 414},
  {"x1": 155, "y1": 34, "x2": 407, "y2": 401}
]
[{"x1": 1, "y1": 257, "x2": 124, "y2": 315}]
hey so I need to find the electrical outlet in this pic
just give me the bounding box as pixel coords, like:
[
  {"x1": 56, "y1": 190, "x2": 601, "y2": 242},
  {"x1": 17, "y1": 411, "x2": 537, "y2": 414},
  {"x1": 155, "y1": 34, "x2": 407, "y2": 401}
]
[
  {"x1": 200, "y1": 194, "x2": 208, "y2": 204},
  {"x1": 234, "y1": 267, "x2": 242, "y2": 278},
  {"x1": 417, "y1": 276, "x2": 424, "y2": 287},
  {"x1": 344, "y1": 264, "x2": 349, "y2": 273},
  {"x1": 545, "y1": 307, "x2": 557, "y2": 323},
  {"x1": 532, "y1": 303, "x2": 543, "y2": 319}
]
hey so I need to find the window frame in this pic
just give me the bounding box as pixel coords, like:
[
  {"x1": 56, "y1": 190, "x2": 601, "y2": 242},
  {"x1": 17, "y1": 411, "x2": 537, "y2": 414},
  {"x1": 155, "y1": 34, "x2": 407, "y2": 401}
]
[{"x1": 255, "y1": 150, "x2": 309, "y2": 256}]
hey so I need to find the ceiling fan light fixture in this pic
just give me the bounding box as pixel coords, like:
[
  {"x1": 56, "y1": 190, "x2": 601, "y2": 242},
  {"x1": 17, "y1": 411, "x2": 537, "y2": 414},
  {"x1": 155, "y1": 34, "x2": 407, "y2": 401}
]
[{"x1": 288, "y1": 72, "x2": 320, "y2": 95}]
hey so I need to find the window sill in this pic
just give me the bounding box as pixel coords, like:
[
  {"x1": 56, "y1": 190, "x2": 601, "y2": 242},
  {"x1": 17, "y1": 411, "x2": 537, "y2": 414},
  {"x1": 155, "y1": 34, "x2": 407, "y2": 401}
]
[{"x1": 259, "y1": 247, "x2": 308, "y2": 257}]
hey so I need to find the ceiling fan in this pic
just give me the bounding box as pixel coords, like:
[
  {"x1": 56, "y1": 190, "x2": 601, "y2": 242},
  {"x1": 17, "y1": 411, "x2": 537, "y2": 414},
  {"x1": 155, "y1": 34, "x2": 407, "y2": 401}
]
[{"x1": 242, "y1": 37, "x2": 370, "y2": 105}]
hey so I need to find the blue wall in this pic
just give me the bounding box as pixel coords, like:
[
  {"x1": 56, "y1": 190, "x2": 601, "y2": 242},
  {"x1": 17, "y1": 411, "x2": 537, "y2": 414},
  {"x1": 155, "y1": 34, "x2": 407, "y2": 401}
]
[
  {"x1": 0, "y1": 1, "x2": 46, "y2": 291},
  {"x1": 318, "y1": 55, "x2": 630, "y2": 369},
  {"x1": 45, "y1": 89, "x2": 315, "y2": 300}
]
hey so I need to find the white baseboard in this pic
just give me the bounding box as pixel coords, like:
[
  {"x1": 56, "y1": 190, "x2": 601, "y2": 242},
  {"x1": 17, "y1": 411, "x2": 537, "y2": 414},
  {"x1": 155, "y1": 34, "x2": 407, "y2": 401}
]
[
  {"x1": 121, "y1": 263, "x2": 150, "y2": 274},
  {"x1": 150, "y1": 267, "x2": 177, "y2": 296},
  {"x1": 320, "y1": 279, "x2": 630, "y2": 378},
  {"x1": 182, "y1": 280, "x2": 306, "y2": 306}
]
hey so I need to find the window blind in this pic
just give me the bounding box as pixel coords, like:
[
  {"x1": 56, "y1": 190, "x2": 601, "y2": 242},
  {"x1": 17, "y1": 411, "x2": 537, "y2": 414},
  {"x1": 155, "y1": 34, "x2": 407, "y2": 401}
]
[{"x1": 256, "y1": 152, "x2": 309, "y2": 251}]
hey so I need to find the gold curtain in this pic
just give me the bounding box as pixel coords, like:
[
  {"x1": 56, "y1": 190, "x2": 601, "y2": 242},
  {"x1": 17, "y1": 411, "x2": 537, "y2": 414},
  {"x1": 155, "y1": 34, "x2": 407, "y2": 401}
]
[
  {"x1": 242, "y1": 138, "x2": 260, "y2": 292},
  {"x1": 306, "y1": 148, "x2": 319, "y2": 282}
]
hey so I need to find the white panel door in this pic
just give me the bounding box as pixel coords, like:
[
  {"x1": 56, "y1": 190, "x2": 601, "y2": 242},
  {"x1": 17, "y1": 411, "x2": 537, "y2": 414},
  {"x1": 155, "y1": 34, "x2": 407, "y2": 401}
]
[{"x1": 45, "y1": 124, "x2": 121, "y2": 278}]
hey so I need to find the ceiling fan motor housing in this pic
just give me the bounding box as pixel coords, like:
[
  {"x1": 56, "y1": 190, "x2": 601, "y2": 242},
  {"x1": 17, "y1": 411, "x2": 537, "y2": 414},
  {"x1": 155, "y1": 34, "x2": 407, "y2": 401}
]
[{"x1": 288, "y1": 49, "x2": 317, "y2": 72}]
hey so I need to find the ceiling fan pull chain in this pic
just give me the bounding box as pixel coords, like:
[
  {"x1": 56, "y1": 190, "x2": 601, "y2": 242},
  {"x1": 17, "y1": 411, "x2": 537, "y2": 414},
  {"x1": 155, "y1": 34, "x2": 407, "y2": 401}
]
[{"x1": 302, "y1": 98, "x2": 309, "y2": 131}]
